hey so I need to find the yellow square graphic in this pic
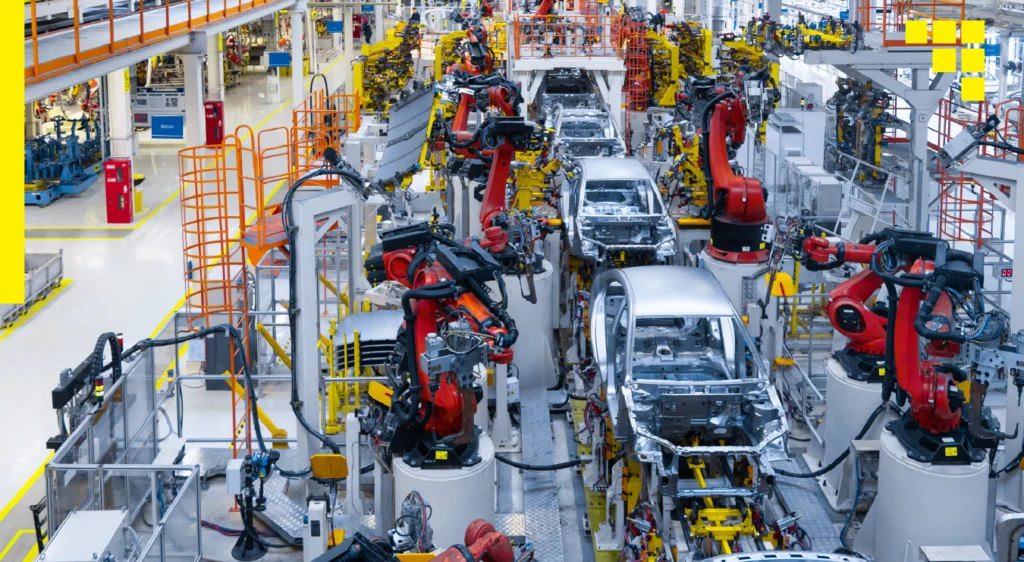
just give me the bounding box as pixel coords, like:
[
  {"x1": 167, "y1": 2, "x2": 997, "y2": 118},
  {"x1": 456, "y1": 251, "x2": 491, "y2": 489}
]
[
  {"x1": 932, "y1": 20, "x2": 957, "y2": 44},
  {"x1": 961, "y1": 20, "x2": 985, "y2": 44},
  {"x1": 905, "y1": 20, "x2": 929, "y2": 44},
  {"x1": 961, "y1": 77, "x2": 985, "y2": 101},
  {"x1": 932, "y1": 48, "x2": 957, "y2": 73},
  {"x1": 961, "y1": 48, "x2": 985, "y2": 73}
]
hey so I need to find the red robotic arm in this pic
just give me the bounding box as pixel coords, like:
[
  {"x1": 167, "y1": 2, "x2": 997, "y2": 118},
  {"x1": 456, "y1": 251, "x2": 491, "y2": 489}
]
[
  {"x1": 708, "y1": 97, "x2": 764, "y2": 223},
  {"x1": 369, "y1": 223, "x2": 520, "y2": 465},
  {"x1": 894, "y1": 259, "x2": 963, "y2": 434},
  {"x1": 430, "y1": 520, "x2": 514, "y2": 562},
  {"x1": 532, "y1": 0, "x2": 554, "y2": 18},
  {"x1": 802, "y1": 236, "x2": 890, "y2": 358},
  {"x1": 407, "y1": 263, "x2": 512, "y2": 439},
  {"x1": 703, "y1": 96, "x2": 770, "y2": 263},
  {"x1": 446, "y1": 25, "x2": 494, "y2": 76}
]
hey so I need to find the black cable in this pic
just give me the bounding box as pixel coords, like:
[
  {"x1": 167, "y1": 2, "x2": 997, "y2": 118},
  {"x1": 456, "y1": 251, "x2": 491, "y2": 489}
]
[
  {"x1": 309, "y1": 72, "x2": 330, "y2": 95},
  {"x1": 979, "y1": 141, "x2": 1024, "y2": 156},
  {"x1": 546, "y1": 367, "x2": 567, "y2": 391},
  {"x1": 281, "y1": 154, "x2": 365, "y2": 457},
  {"x1": 495, "y1": 454, "x2": 582, "y2": 471},
  {"x1": 774, "y1": 402, "x2": 896, "y2": 478},
  {"x1": 125, "y1": 324, "x2": 266, "y2": 453},
  {"x1": 995, "y1": 448, "x2": 1024, "y2": 476}
]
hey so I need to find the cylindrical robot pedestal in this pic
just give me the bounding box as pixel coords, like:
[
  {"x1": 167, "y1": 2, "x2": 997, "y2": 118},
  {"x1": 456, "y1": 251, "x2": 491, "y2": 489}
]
[
  {"x1": 488, "y1": 260, "x2": 556, "y2": 389},
  {"x1": 821, "y1": 357, "x2": 887, "y2": 503},
  {"x1": 699, "y1": 252, "x2": 764, "y2": 315},
  {"x1": 393, "y1": 434, "x2": 496, "y2": 549},
  {"x1": 868, "y1": 430, "x2": 989, "y2": 562}
]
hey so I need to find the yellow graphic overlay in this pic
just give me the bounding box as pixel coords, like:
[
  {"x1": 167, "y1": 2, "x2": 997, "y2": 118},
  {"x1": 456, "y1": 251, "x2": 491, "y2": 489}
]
[
  {"x1": 1, "y1": 8, "x2": 24, "y2": 304},
  {"x1": 910, "y1": 19, "x2": 989, "y2": 102}
]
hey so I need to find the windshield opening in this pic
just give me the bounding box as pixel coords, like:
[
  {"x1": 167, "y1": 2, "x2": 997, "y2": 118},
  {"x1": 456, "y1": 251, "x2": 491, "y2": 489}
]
[
  {"x1": 631, "y1": 316, "x2": 753, "y2": 381},
  {"x1": 582, "y1": 179, "x2": 664, "y2": 214}
]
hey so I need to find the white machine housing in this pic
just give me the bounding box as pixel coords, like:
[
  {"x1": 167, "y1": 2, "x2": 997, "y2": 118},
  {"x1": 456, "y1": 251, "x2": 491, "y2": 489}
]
[
  {"x1": 40, "y1": 510, "x2": 129, "y2": 562},
  {"x1": 856, "y1": 430, "x2": 991, "y2": 562},
  {"x1": 393, "y1": 433, "x2": 497, "y2": 549}
]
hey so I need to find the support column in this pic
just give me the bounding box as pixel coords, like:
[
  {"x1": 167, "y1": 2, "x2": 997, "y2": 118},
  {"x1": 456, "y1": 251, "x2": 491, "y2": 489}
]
[
  {"x1": 291, "y1": 9, "x2": 305, "y2": 106},
  {"x1": 306, "y1": 6, "x2": 319, "y2": 75},
  {"x1": 106, "y1": 67, "x2": 135, "y2": 158},
  {"x1": 181, "y1": 53, "x2": 206, "y2": 147},
  {"x1": 1011, "y1": 167, "x2": 1024, "y2": 333},
  {"x1": 998, "y1": 30, "x2": 1011, "y2": 103},
  {"x1": 907, "y1": 69, "x2": 932, "y2": 232},
  {"x1": 206, "y1": 33, "x2": 225, "y2": 102},
  {"x1": 334, "y1": 7, "x2": 344, "y2": 51},
  {"x1": 1001, "y1": 164, "x2": 1024, "y2": 512},
  {"x1": 375, "y1": 5, "x2": 384, "y2": 42},
  {"x1": 766, "y1": 0, "x2": 780, "y2": 18},
  {"x1": 344, "y1": 7, "x2": 354, "y2": 94},
  {"x1": 607, "y1": 71, "x2": 624, "y2": 133}
]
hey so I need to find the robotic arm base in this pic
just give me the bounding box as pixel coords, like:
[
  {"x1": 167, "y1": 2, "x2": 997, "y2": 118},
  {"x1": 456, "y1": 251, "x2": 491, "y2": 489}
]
[{"x1": 886, "y1": 410, "x2": 987, "y2": 466}]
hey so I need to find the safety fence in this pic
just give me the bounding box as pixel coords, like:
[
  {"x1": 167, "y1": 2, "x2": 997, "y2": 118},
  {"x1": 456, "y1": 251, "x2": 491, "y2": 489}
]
[
  {"x1": 512, "y1": 13, "x2": 621, "y2": 58},
  {"x1": 45, "y1": 348, "x2": 168, "y2": 530},
  {"x1": 851, "y1": 0, "x2": 965, "y2": 47},
  {"x1": 25, "y1": 0, "x2": 289, "y2": 85},
  {"x1": 930, "y1": 91, "x2": 1021, "y2": 247},
  {"x1": 177, "y1": 85, "x2": 359, "y2": 453}
]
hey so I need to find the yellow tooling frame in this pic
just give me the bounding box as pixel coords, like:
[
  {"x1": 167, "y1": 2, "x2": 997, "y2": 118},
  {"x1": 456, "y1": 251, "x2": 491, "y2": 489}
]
[
  {"x1": 221, "y1": 371, "x2": 289, "y2": 449},
  {"x1": 647, "y1": 31, "x2": 680, "y2": 107},
  {"x1": 353, "y1": 22, "x2": 421, "y2": 115},
  {"x1": 435, "y1": 30, "x2": 470, "y2": 81},
  {"x1": 683, "y1": 437, "x2": 761, "y2": 555},
  {"x1": 655, "y1": 124, "x2": 709, "y2": 227}
]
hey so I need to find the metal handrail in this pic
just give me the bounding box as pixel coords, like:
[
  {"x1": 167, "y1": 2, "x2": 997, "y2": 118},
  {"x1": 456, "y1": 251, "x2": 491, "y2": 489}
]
[{"x1": 25, "y1": 0, "x2": 286, "y2": 86}]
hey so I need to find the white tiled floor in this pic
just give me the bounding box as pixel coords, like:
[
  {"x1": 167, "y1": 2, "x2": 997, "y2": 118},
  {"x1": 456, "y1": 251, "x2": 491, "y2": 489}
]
[{"x1": 1, "y1": 57, "x2": 348, "y2": 510}]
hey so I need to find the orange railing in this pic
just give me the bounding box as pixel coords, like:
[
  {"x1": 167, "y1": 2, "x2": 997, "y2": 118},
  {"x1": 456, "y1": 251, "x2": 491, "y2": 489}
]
[
  {"x1": 930, "y1": 90, "x2": 1021, "y2": 247},
  {"x1": 852, "y1": 0, "x2": 965, "y2": 47},
  {"x1": 513, "y1": 14, "x2": 620, "y2": 58},
  {"x1": 931, "y1": 91, "x2": 1023, "y2": 162},
  {"x1": 179, "y1": 139, "x2": 253, "y2": 454},
  {"x1": 176, "y1": 85, "x2": 360, "y2": 452},
  {"x1": 26, "y1": 0, "x2": 286, "y2": 86},
  {"x1": 938, "y1": 176, "x2": 995, "y2": 247},
  {"x1": 621, "y1": 17, "x2": 650, "y2": 111}
]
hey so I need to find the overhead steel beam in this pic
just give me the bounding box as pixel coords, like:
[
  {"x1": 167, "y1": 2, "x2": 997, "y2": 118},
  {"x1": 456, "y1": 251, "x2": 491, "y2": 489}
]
[
  {"x1": 803, "y1": 49, "x2": 934, "y2": 69},
  {"x1": 25, "y1": 0, "x2": 297, "y2": 101}
]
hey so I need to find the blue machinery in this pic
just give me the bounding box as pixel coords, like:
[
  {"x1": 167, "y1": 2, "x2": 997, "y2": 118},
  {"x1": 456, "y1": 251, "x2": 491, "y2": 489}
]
[{"x1": 25, "y1": 116, "x2": 103, "y2": 206}]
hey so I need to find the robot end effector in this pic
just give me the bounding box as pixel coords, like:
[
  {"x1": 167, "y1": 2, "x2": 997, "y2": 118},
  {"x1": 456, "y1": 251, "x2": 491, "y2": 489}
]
[{"x1": 939, "y1": 114, "x2": 1024, "y2": 171}]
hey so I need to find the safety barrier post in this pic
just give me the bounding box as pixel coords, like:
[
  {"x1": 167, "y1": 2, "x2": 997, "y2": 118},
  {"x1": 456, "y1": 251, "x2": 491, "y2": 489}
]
[
  {"x1": 31, "y1": 0, "x2": 39, "y2": 75},
  {"x1": 73, "y1": 0, "x2": 81, "y2": 63}
]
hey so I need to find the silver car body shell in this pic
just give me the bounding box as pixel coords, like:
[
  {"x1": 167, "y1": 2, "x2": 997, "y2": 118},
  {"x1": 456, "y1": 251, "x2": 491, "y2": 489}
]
[
  {"x1": 548, "y1": 106, "x2": 627, "y2": 159},
  {"x1": 559, "y1": 158, "x2": 677, "y2": 263},
  {"x1": 589, "y1": 266, "x2": 788, "y2": 475}
]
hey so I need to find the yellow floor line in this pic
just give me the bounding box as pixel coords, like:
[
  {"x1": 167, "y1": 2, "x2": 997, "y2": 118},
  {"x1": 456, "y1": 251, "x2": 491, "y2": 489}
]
[
  {"x1": 0, "y1": 455, "x2": 52, "y2": 528},
  {"x1": 0, "y1": 530, "x2": 33, "y2": 561},
  {"x1": 0, "y1": 280, "x2": 73, "y2": 343},
  {"x1": 0, "y1": 56, "x2": 350, "y2": 529},
  {"x1": 19, "y1": 544, "x2": 38, "y2": 562},
  {"x1": 24, "y1": 58, "x2": 344, "y2": 236}
]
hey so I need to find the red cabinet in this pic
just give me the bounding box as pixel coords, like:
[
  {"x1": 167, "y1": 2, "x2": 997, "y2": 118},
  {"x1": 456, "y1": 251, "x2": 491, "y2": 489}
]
[
  {"x1": 104, "y1": 158, "x2": 134, "y2": 224},
  {"x1": 204, "y1": 100, "x2": 224, "y2": 145}
]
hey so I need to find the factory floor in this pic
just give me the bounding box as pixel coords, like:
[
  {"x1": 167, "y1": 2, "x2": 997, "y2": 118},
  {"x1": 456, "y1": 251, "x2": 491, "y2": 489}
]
[{"x1": 0, "y1": 53, "x2": 349, "y2": 561}]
